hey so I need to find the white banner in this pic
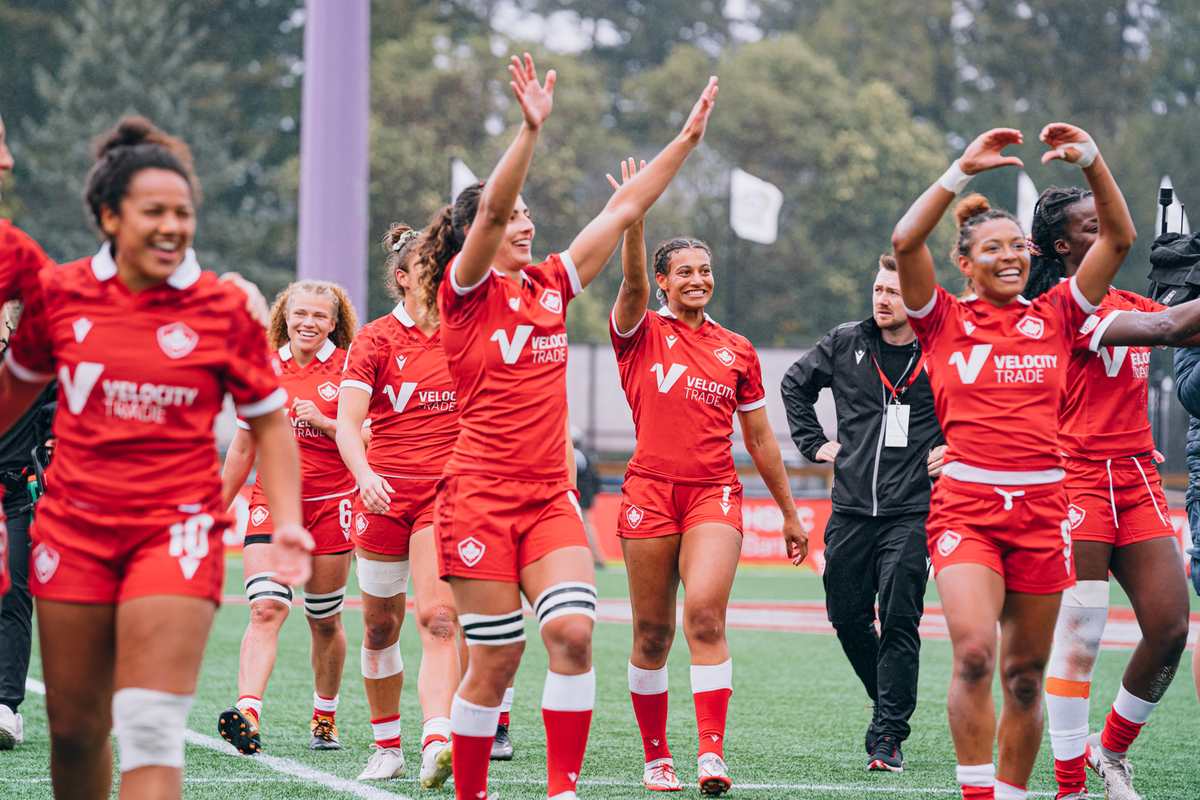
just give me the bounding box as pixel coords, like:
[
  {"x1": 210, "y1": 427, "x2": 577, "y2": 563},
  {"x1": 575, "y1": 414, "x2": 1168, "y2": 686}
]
[
  {"x1": 730, "y1": 167, "x2": 784, "y2": 244},
  {"x1": 1017, "y1": 171, "x2": 1038, "y2": 235},
  {"x1": 451, "y1": 158, "x2": 480, "y2": 204},
  {"x1": 1157, "y1": 175, "x2": 1192, "y2": 236}
]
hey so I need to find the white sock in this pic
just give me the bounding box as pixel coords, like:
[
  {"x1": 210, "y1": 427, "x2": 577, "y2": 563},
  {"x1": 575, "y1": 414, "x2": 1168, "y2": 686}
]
[
  {"x1": 237, "y1": 695, "x2": 263, "y2": 720},
  {"x1": 957, "y1": 762, "x2": 995, "y2": 788},
  {"x1": 628, "y1": 662, "x2": 668, "y2": 695},
  {"x1": 450, "y1": 694, "x2": 501, "y2": 738},
  {"x1": 995, "y1": 779, "x2": 1027, "y2": 800},
  {"x1": 1112, "y1": 683, "x2": 1156, "y2": 725},
  {"x1": 690, "y1": 659, "x2": 733, "y2": 694},
  {"x1": 542, "y1": 669, "x2": 596, "y2": 712},
  {"x1": 422, "y1": 716, "x2": 451, "y2": 749},
  {"x1": 500, "y1": 686, "x2": 514, "y2": 713},
  {"x1": 1045, "y1": 581, "x2": 1107, "y2": 760},
  {"x1": 313, "y1": 692, "x2": 338, "y2": 715}
]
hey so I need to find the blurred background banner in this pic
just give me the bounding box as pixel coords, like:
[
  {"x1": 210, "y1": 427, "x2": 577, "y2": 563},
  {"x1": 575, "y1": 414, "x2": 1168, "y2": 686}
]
[
  {"x1": 450, "y1": 157, "x2": 479, "y2": 203},
  {"x1": 730, "y1": 167, "x2": 783, "y2": 244}
]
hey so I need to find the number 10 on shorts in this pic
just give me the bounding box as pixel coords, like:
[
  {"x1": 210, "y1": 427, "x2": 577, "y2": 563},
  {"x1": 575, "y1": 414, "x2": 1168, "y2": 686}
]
[{"x1": 169, "y1": 513, "x2": 213, "y2": 579}]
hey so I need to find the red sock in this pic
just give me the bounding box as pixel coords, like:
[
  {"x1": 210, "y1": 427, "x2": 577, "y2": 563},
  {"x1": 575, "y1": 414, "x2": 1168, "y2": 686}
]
[
  {"x1": 694, "y1": 688, "x2": 731, "y2": 758},
  {"x1": 1054, "y1": 754, "x2": 1086, "y2": 798},
  {"x1": 630, "y1": 690, "x2": 671, "y2": 762},
  {"x1": 371, "y1": 714, "x2": 402, "y2": 749},
  {"x1": 1100, "y1": 707, "x2": 1144, "y2": 754},
  {"x1": 313, "y1": 693, "x2": 337, "y2": 721},
  {"x1": 962, "y1": 786, "x2": 994, "y2": 799},
  {"x1": 543, "y1": 708, "x2": 592, "y2": 797},
  {"x1": 498, "y1": 710, "x2": 510, "y2": 728},
  {"x1": 452, "y1": 733, "x2": 493, "y2": 800}
]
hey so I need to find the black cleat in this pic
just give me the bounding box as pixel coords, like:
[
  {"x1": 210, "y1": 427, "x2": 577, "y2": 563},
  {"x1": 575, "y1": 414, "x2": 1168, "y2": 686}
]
[
  {"x1": 219, "y1": 707, "x2": 261, "y2": 755},
  {"x1": 867, "y1": 735, "x2": 904, "y2": 772},
  {"x1": 489, "y1": 722, "x2": 514, "y2": 761}
]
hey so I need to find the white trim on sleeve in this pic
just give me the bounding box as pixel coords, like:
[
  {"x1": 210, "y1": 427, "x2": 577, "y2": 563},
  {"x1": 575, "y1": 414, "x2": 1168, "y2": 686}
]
[
  {"x1": 3, "y1": 350, "x2": 53, "y2": 384},
  {"x1": 1088, "y1": 310, "x2": 1123, "y2": 353},
  {"x1": 737, "y1": 397, "x2": 767, "y2": 412},
  {"x1": 340, "y1": 379, "x2": 374, "y2": 394},
  {"x1": 610, "y1": 307, "x2": 647, "y2": 339},
  {"x1": 448, "y1": 253, "x2": 489, "y2": 296},
  {"x1": 1069, "y1": 275, "x2": 1100, "y2": 314},
  {"x1": 559, "y1": 250, "x2": 584, "y2": 297},
  {"x1": 236, "y1": 387, "x2": 288, "y2": 419},
  {"x1": 236, "y1": 418, "x2": 251, "y2": 431},
  {"x1": 903, "y1": 292, "x2": 938, "y2": 319}
]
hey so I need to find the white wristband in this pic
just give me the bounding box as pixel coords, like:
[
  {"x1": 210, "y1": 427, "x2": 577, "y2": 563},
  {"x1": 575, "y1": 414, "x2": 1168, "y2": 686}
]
[
  {"x1": 937, "y1": 160, "x2": 973, "y2": 194},
  {"x1": 1057, "y1": 139, "x2": 1098, "y2": 169}
]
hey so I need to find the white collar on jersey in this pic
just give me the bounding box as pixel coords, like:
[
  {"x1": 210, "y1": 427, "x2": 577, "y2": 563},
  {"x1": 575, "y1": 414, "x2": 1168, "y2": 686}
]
[
  {"x1": 656, "y1": 305, "x2": 714, "y2": 323},
  {"x1": 279, "y1": 338, "x2": 336, "y2": 363},
  {"x1": 90, "y1": 241, "x2": 201, "y2": 290},
  {"x1": 962, "y1": 292, "x2": 1032, "y2": 306},
  {"x1": 391, "y1": 303, "x2": 416, "y2": 327}
]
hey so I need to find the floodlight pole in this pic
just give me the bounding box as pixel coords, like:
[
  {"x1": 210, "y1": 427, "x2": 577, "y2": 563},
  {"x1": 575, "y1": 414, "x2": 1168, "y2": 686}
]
[{"x1": 296, "y1": 0, "x2": 371, "y2": 314}]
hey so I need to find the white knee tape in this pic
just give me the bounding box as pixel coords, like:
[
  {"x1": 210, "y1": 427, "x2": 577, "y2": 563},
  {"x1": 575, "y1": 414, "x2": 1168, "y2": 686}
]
[
  {"x1": 1062, "y1": 580, "x2": 1110, "y2": 609},
  {"x1": 356, "y1": 557, "x2": 410, "y2": 598},
  {"x1": 245, "y1": 571, "x2": 293, "y2": 607},
  {"x1": 533, "y1": 581, "x2": 597, "y2": 630},
  {"x1": 361, "y1": 641, "x2": 403, "y2": 679},
  {"x1": 304, "y1": 586, "x2": 346, "y2": 619},
  {"x1": 111, "y1": 688, "x2": 193, "y2": 772},
  {"x1": 460, "y1": 610, "x2": 527, "y2": 646}
]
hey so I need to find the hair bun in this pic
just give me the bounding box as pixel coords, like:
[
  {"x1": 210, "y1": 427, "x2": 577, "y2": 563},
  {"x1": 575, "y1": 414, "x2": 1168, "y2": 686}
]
[
  {"x1": 382, "y1": 222, "x2": 416, "y2": 253},
  {"x1": 953, "y1": 193, "x2": 991, "y2": 229},
  {"x1": 92, "y1": 116, "x2": 194, "y2": 171}
]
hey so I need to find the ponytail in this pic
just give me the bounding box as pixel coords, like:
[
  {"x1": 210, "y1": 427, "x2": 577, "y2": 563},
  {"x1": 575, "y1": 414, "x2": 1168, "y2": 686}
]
[{"x1": 415, "y1": 182, "x2": 485, "y2": 321}]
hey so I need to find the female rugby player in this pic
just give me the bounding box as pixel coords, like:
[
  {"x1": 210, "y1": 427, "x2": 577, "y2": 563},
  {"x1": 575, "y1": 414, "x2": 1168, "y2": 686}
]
[
  {"x1": 419, "y1": 54, "x2": 718, "y2": 800},
  {"x1": 0, "y1": 116, "x2": 311, "y2": 800},
  {"x1": 218, "y1": 280, "x2": 358, "y2": 755},
  {"x1": 607, "y1": 159, "x2": 805, "y2": 795},
  {"x1": 890, "y1": 123, "x2": 1135, "y2": 800},
  {"x1": 335, "y1": 223, "x2": 462, "y2": 788}
]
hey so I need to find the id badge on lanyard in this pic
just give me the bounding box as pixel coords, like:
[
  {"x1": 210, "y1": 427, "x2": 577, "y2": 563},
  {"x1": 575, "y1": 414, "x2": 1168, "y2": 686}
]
[{"x1": 873, "y1": 351, "x2": 924, "y2": 449}]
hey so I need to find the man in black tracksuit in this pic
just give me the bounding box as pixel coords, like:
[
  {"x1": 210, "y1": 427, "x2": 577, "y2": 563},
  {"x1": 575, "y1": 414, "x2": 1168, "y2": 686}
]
[{"x1": 781, "y1": 254, "x2": 943, "y2": 772}]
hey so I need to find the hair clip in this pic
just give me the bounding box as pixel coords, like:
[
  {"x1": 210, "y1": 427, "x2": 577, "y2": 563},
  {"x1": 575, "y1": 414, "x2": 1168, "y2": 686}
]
[
  {"x1": 392, "y1": 230, "x2": 421, "y2": 251},
  {"x1": 1025, "y1": 238, "x2": 1043, "y2": 257}
]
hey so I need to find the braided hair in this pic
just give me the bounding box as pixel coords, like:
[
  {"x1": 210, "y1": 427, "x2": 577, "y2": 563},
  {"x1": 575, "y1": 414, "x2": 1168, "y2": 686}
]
[
  {"x1": 951, "y1": 194, "x2": 1022, "y2": 295},
  {"x1": 652, "y1": 237, "x2": 712, "y2": 306},
  {"x1": 1023, "y1": 186, "x2": 1093, "y2": 300},
  {"x1": 416, "y1": 182, "x2": 485, "y2": 321}
]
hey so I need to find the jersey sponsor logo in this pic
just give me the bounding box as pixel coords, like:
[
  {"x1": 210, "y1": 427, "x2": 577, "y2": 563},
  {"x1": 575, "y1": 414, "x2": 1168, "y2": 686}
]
[
  {"x1": 963, "y1": 320, "x2": 976, "y2": 335},
  {"x1": 383, "y1": 382, "x2": 419, "y2": 413},
  {"x1": 720, "y1": 486, "x2": 732, "y2": 515},
  {"x1": 32, "y1": 543, "x2": 59, "y2": 584},
  {"x1": 713, "y1": 347, "x2": 736, "y2": 366},
  {"x1": 1080, "y1": 315, "x2": 1100, "y2": 335},
  {"x1": 1067, "y1": 504, "x2": 1086, "y2": 530},
  {"x1": 491, "y1": 325, "x2": 534, "y2": 364},
  {"x1": 458, "y1": 536, "x2": 485, "y2": 567},
  {"x1": 936, "y1": 530, "x2": 962, "y2": 557},
  {"x1": 625, "y1": 505, "x2": 644, "y2": 528},
  {"x1": 508, "y1": 297, "x2": 520, "y2": 312},
  {"x1": 250, "y1": 506, "x2": 270, "y2": 526},
  {"x1": 530, "y1": 332, "x2": 569, "y2": 363},
  {"x1": 317, "y1": 381, "x2": 339, "y2": 401},
  {"x1": 101, "y1": 379, "x2": 200, "y2": 424},
  {"x1": 416, "y1": 389, "x2": 456, "y2": 410},
  {"x1": 685, "y1": 375, "x2": 735, "y2": 405},
  {"x1": 991, "y1": 353, "x2": 1057, "y2": 384},
  {"x1": 666, "y1": 335, "x2": 678, "y2": 349},
  {"x1": 855, "y1": 349, "x2": 864, "y2": 364},
  {"x1": 1016, "y1": 316, "x2": 1045, "y2": 339},
  {"x1": 157, "y1": 321, "x2": 200, "y2": 359},
  {"x1": 948, "y1": 344, "x2": 992, "y2": 384},
  {"x1": 539, "y1": 288, "x2": 563, "y2": 314},
  {"x1": 1099, "y1": 346, "x2": 1128, "y2": 377},
  {"x1": 72, "y1": 317, "x2": 93, "y2": 343},
  {"x1": 650, "y1": 363, "x2": 688, "y2": 393},
  {"x1": 395, "y1": 355, "x2": 407, "y2": 372},
  {"x1": 58, "y1": 362, "x2": 105, "y2": 414}
]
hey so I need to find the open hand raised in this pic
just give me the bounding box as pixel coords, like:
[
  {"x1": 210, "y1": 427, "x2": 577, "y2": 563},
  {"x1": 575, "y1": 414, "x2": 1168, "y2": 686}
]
[
  {"x1": 509, "y1": 53, "x2": 555, "y2": 132},
  {"x1": 959, "y1": 128, "x2": 1024, "y2": 175},
  {"x1": 678, "y1": 76, "x2": 719, "y2": 145}
]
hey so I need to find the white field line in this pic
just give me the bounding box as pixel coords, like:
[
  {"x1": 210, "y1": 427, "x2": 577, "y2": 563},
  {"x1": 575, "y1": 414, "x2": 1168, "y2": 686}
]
[
  {"x1": 490, "y1": 778, "x2": 1057, "y2": 795},
  {"x1": 24, "y1": 678, "x2": 411, "y2": 800}
]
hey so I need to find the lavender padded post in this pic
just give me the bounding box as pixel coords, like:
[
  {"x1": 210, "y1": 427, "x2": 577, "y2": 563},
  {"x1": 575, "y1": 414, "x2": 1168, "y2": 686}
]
[{"x1": 296, "y1": 0, "x2": 370, "y2": 314}]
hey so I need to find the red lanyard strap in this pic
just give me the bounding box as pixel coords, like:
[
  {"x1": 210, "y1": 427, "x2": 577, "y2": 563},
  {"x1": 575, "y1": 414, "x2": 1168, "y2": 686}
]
[{"x1": 872, "y1": 352, "x2": 926, "y2": 403}]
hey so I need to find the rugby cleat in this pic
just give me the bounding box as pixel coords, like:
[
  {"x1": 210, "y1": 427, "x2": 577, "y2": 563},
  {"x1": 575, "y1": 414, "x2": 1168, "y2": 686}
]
[
  {"x1": 642, "y1": 757, "x2": 682, "y2": 791},
  {"x1": 309, "y1": 715, "x2": 340, "y2": 751},
  {"x1": 357, "y1": 743, "x2": 406, "y2": 780},
  {"x1": 490, "y1": 722, "x2": 514, "y2": 761},
  {"x1": 0, "y1": 705, "x2": 22, "y2": 749},
  {"x1": 697, "y1": 753, "x2": 732, "y2": 796},
  {"x1": 867, "y1": 735, "x2": 904, "y2": 771},
  {"x1": 218, "y1": 707, "x2": 261, "y2": 755},
  {"x1": 419, "y1": 739, "x2": 453, "y2": 789},
  {"x1": 1086, "y1": 732, "x2": 1142, "y2": 800}
]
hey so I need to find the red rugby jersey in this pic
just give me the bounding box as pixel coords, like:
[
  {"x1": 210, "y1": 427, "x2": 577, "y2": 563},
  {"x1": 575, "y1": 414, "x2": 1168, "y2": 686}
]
[
  {"x1": 0, "y1": 220, "x2": 54, "y2": 305},
  {"x1": 341, "y1": 304, "x2": 459, "y2": 479},
  {"x1": 5, "y1": 245, "x2": 285, "y2": 508},
  {"x1": 437, "y1": 253, "x2": 581, "y2": 482},
  {"x1": 611, "y1": 307, "x2": 765, "y2": 485},
  {"x1": 1060, "y1": 289, "x2": 1163, "y2": 460},
  {"x1": 239, "y1": 339, "x2": 355, "y2": 501},
  {"x1": 906, "y1": 277, "x2": 1096, "y2": 482}
]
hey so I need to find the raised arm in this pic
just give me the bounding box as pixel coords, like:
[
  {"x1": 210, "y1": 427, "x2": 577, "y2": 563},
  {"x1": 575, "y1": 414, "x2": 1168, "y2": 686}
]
[
  {"x1": 1040, "y1": 123, "x2": 1136, "y2": 306},
  {"x1": 891, "y1": 129, "x2": 1024, "y2": 311},
  {"x1": 1099, "y1": 298, "x2": 1200, "y2": 348},
  {"x1": 608, "y1": 158, "x2": 651, "y2": 334},
  {"x1": 221, "y1": 426, "x2": 257, "y2": 511},
  {"x1": 455, "y1": 54, "x2": 556, "y2": 289},
  {"x1": 738, "y1": 407, "x2": 807, "y2": 566},
  {"x1": 336, "y1": 386, "x2": 393, "y2": 515},
  {"x1": 568, "y1": 77, "x2": 719, "y2": 288}
]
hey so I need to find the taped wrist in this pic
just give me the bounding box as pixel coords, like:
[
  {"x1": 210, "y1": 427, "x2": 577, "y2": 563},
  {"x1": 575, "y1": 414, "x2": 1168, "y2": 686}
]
[
  {"x1": 1058, "y1": 139, "x2": 1098, "y2": 168},
  {"x1": 112, "y1": 688, "x2": 194, "y2": 771},
  {"x1": 938, "y1": 160, "x2": 973, "y2": 194},
  {"x1": 356, "y1": 556, "x2": 410, "y2": 598}
]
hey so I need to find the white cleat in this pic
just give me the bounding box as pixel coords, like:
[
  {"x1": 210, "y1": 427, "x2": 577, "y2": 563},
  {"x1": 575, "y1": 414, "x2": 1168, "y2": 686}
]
[
  {"x1": 697, "y1": 753, "x2": 732, "y2": 796},
  {"x1": 643, "y1": 757, "x2": 682, "y2": 791},
  {"x1": 1086, "y1": 732, "x2": 1143, "y2": 800},
  {"x1": 357, "y1": 743, "x2": 406, "y2": 781},
  {"x1": 420, "y1": 739, "x2": 453, "y2": 790},
  {"x1": 0, "y1": 705, "x2": 22, "y2": 749}
]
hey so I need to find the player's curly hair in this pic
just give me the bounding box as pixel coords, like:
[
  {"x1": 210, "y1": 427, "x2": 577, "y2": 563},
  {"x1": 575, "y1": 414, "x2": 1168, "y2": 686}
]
[
  {"x1": 1023, "y1": 185, "x2": 1093, "y2": 299},
  {"x1": 85, "y1": 116, "x2": 201, "y2": 238},
  {"x1": 416, "y1": 182, "x2": 485, "y2": 322},
  {"x1": 651, "y1": 237, "x2": 712, "y2": 306},
  {"x1": 381, "y1": 222, "x2": 422, "y2": 301},
  {"x1": 266, "y1": 280, "x2": 358, "y2": 352}
]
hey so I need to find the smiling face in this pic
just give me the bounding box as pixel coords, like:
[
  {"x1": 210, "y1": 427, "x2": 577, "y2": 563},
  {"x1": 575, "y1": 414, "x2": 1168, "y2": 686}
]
[
  {"x1": 1053, "y1": 196, "x2": 1097, "y2": 277},
  {"x1": 873, "y1": 268, "x2": 908, "y2": 331},
  {"x1": 656, "y1": 247, "x2": 714, "y2": 312},
  {"x1": 493, "y1": 196, "x2": 535, "y2": 271},
  {"x1": 286, "y1": 291, "x2": 336, "y2": 355},
  {"x1": 958, "y1": 218, "x2": 1030, "y2": 304},
  {"x1": 100, "y1": 167, "x2": 195, "y2": 291},
  {"x1": 0, "y1": 113, "x2": 14, "y2": 204}
]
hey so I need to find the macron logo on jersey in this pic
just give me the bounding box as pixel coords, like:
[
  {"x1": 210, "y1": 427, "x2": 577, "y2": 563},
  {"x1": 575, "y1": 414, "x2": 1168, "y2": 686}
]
[
  {"x1": 650, "y1": 363, "x2": 688, "y2": 394},
  {"x1": 72, "y1": 317, "x2": 93, "y2": 343},
  {"x1": 395, "y1": 355, "x2": 407, "y2": 372},
  {"x1": 491, "y1": 325, "x2": 534, "y2": 364},
  {"x1": 59, "y1": 362, "x2": 105, "y2": 414},
  {"x1": 384, "y1": 382, "x2": 419, "y2": 413},
  {"x1": 948, "y1": 344, "x2": 992, "y2": 384}
]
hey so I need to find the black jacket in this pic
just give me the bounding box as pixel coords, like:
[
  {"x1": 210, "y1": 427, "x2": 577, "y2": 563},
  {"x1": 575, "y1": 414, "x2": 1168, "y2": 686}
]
[{"x1": 781, "y1": 318, "x2": 944, "y2": 517}]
